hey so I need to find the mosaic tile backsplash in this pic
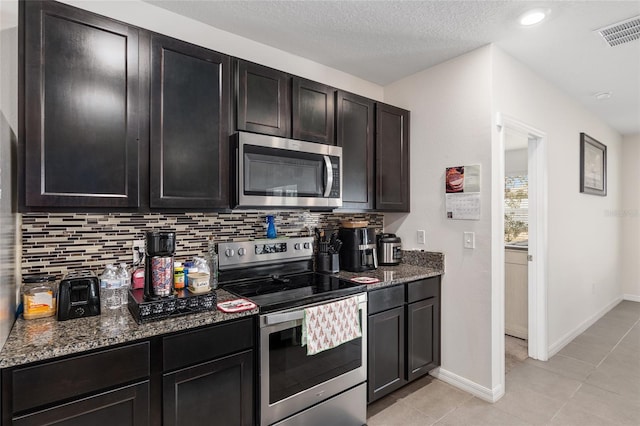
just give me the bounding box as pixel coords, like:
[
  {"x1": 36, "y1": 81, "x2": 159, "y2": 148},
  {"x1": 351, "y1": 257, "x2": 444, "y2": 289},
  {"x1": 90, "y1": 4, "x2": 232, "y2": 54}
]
[{"x1": 21, "y1": 212, "x2": 384, "y2": 277}]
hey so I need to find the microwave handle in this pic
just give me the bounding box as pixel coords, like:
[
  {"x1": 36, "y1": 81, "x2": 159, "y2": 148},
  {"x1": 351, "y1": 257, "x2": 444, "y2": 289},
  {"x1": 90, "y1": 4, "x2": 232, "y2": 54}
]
[{"x1": 323, "y1": 155, "x2": 333, "y2": 197}]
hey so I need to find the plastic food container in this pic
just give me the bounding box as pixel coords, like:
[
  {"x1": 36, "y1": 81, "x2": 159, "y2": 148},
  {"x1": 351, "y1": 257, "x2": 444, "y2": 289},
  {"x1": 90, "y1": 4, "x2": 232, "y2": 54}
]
[
  {"x1": 188, "y1": 272, "x2": 211, "y2": 294},
  {"x1": 22, "y1": 275, "x2": 58, "y2": 320}
]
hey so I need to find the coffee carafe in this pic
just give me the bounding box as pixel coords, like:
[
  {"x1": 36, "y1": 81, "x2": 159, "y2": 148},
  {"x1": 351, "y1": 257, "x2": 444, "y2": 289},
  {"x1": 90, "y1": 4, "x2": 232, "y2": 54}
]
[
  {"x1": 338, "y1": 227, "x2": 378, "y2": 272},
  {"x1": 144, "y1": 230, "x2": 176, "y2": 300}
]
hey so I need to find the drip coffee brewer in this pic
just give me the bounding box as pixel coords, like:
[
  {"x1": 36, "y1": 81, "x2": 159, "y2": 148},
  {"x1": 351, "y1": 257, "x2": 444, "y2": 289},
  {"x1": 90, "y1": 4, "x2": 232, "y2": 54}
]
[{"x1": 144, "y1": 230, "x2": 176, "y2": 300}]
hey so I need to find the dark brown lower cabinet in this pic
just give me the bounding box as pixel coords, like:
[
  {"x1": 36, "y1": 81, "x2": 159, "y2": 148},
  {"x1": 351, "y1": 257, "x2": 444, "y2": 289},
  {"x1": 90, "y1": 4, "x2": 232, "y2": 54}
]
[
  {"x1": 407, "y1": 297, "x2": 440, "y2": 382},
  {"x1": 368, "y1": 306, "x2": 405, "y2": 402},
  {"x1": 367, "y1": 276, "x2": 441, "y2": 403},
  {"x1": 163, "y1": 349, "x2": 254, "y2": 426},
  {"x1": 2, "y1": 318, "x2": 256, "y2": 426},
  {"x1": 12, "y1": 382, "x2": 149, "y2": 426}
]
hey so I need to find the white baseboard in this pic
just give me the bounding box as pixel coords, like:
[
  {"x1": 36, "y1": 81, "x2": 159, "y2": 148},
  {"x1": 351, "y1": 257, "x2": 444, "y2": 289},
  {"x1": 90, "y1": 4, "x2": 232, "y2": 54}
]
[
  {"x1": 623, "y1": 294, "x2": 640, "y2": 302},
  {"x1": 430, "y1": 367, "x2": 504, "y2": 403},
  {"x1": 548, "y1": 295, "x2": 623, "y2": 357}
]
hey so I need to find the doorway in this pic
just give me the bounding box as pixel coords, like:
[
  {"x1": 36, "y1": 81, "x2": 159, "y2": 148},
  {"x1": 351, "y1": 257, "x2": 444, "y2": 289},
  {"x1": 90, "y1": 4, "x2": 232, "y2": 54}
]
[
  {"x1": 493, "y1": 113, "x2": 548, "y2": 397},
  {"x1": 504, "y1": 128, "x2": 530, "y2": 371}
]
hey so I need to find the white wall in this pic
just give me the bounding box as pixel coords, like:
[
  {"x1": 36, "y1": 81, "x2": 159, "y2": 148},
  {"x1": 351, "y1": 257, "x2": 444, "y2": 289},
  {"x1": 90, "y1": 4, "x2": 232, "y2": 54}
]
[
  {"x1": 60, "y1": 0, "x2": 383, "y2": 101},
  {"x1": 621, "y1": 133, "x2": 640, "y2": 300},
  {"x1": 0, "y1": 0, "x2": 19, "y2": 348},
  {"x1": 384, "y1": 46, "x2": 496, "y2": 393},
  {"x1": 492, "y1": 46, "x2": 623, "y2": 352}
]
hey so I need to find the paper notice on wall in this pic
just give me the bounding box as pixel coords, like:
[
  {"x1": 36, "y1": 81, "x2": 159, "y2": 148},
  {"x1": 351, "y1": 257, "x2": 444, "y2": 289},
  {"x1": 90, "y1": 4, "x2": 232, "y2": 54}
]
[
  {"x1": 446, "y1": 193, "x2": 481, "y2": 220},
  {"x1": 445, "y1": 164, "x2": 481, "y2": 220}
]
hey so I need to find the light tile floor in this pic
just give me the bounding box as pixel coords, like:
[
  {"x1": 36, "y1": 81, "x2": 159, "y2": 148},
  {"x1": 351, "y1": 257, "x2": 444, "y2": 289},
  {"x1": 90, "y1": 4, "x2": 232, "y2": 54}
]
[{"x1": 367, "y1": 300, "x2": 640, "y2": 425}]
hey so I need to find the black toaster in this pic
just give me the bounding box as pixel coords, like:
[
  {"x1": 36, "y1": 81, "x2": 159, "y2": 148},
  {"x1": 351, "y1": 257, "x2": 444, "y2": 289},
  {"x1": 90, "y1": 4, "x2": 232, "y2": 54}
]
[{"x1": 57, "y1": 271, "x2": 101, "y2": 321}]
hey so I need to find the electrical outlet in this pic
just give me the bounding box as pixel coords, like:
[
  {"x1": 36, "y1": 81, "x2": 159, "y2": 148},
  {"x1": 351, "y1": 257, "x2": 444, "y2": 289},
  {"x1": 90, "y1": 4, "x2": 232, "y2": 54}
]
[
  {"x1": 417, "y1": 230, "x2": 426, "y2": 245},
  {"x1": 132, "y1": 240, "x2": 145, "y2": 263}
]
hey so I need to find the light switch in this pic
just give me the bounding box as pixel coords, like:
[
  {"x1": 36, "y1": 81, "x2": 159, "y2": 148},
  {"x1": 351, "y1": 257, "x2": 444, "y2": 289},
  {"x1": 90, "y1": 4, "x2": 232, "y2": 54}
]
[
  {"x1": 417, "y1": 230, "x2": 426, "y2": 245},
  {"x1": 463, "y1": 232, "x2": 475, "y2": 249}
]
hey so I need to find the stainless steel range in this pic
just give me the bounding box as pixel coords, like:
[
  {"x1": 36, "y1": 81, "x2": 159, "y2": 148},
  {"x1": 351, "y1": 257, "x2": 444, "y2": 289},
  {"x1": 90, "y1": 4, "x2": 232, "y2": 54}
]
[{"x1": 219, "y1": 237, "x2": 367, "y2": 426}]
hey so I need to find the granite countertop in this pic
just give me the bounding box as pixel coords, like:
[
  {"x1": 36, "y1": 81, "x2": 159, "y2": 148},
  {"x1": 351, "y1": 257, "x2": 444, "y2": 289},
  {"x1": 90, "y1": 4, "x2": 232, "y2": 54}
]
[
  {"x1": 1, "y1": 260, "x2": 444, "y2": 369},
  {"x1": 0, "y1": 289, "x2": 257, "y2": 369},
  {"x1": 334, "y1": 263, "x2": 443, "y2": 291}
]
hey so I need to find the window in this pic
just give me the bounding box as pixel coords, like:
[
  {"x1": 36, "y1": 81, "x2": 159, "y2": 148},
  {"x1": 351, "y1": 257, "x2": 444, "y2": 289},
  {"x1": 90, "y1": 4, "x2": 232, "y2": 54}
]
[{"x1": 505, "y1": 175, "x2": 528, "y2": 243}]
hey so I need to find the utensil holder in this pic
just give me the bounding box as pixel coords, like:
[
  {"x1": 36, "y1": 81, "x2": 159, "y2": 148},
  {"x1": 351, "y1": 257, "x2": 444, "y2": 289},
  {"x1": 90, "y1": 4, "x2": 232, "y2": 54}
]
[{"x1": 317, "y1": 253, "x2": 339, "y2": 273}]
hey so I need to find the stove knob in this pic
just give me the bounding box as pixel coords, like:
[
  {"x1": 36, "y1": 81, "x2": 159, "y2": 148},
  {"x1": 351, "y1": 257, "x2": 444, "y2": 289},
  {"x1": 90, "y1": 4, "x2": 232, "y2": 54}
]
[
  {"x1": 225, "y1": 248, "x2": 235, "y2": 257},
  {"x1": 303, "y1": 242, "x2": 311, "y2": 250},
  {"x1": 294, "y1": 243, "x2": 301, "y2": 250},
  {"x1": 238, "y1": 248, "x2": 246, "y2": 256}
]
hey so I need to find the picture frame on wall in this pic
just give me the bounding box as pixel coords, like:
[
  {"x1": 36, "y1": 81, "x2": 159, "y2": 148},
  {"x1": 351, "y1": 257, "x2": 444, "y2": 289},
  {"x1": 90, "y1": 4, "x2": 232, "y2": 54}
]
[{"x1": 580, "y1": 133, "x2": 607, "y2": 196}]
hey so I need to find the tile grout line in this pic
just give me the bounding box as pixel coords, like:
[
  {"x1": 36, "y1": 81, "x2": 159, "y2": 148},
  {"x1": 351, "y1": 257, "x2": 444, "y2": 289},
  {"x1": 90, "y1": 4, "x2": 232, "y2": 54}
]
[{"x1": 593, "y1": 316, "x2": 640, "y2": 370}]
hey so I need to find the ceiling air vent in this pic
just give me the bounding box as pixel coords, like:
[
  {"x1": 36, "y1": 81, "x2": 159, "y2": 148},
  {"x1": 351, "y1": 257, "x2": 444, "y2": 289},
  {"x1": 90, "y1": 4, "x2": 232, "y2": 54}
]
[{"x1": 595, "y1": 16, "x2": 640, "y2": 47}]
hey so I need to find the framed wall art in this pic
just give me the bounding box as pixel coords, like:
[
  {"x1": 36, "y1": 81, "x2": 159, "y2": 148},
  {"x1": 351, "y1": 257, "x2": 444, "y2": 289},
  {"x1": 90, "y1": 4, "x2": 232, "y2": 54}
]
[{"x1": 580, "y1": 133, "x2": 607, "y2": 196}]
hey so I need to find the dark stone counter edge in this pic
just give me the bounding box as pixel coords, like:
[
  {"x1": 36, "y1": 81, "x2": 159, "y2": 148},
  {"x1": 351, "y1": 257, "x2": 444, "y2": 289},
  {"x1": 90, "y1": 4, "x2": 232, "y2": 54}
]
[
  {"x1": 0, "y1": 267, "x2": 444, "y2": 369},
  {"x1": 360, "y1": 269, "x2": 443, "y2": 290},
  {"x1": 0, "y1": 289, "x2": 257, "y2": 369}
]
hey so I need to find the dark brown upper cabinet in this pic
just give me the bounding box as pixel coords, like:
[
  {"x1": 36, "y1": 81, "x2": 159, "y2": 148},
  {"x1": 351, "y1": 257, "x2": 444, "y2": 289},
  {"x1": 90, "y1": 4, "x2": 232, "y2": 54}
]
[
  {"x1": 235, "y1": 60, "x2": 291, "y2": 138},
  {"x1": 336, "y1": 91, "x2": 375, "y2": 210},
  {"x1": 292, "y1": 78, "x2": 335, "y2": 145},
  {"x1": 150, "y1": 34, "x2": 230, "y2": 209},
  {"x1": 375, "y1": 103, "x2": 410, "y2": 212},
  {"x1": 22, "y1": 0, "x2": 141, "y2": 209}
]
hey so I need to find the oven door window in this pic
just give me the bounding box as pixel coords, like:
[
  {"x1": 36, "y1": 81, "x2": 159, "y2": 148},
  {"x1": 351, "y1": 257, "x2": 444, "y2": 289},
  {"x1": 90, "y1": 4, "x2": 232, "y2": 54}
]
[
  {"x1": 268, "y1": 320, "x2": 362, "y2": 404},
  {"x1": 244, "y1": 145, "x2": 324, "y2": 198}
]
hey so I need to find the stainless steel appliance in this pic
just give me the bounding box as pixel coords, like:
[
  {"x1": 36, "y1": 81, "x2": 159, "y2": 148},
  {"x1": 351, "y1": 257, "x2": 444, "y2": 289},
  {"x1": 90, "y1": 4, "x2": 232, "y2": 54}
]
[
  {"x1": 233, "y1": 131, "x2": 342, "y2": 208},
  {"x1": 338, "y1": 227, "x2": 378, "y2": 272},
  {"x1": 219, "y1": 237, "x2": 367, "y2": 426},
  {"x1": 377, "y1": 233, "x2": 403, "y2": 266}
]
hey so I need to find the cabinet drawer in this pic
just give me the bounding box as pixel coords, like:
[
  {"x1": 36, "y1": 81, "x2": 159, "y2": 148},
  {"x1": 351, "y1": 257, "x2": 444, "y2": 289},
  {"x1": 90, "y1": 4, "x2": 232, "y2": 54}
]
[
  {"x1": 13, "y1": 381, "x2": 149, "y2": 426},
  {"x1": 163, "y1": 318, "x2": 254, "y2": 372},
  {"x1": 368, "y1": 285, "x2": 404, "y2": 315},
  {"x1": 12, "y1": 342, "x2": 150, "y2": 413},
  {"x1": 407, "y1": 277, "x2": 441, "y2": 304}
]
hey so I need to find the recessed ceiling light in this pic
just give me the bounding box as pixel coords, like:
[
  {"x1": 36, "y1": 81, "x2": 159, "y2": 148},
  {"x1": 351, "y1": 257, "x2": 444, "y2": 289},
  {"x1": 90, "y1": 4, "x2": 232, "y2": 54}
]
[
  {"x1": 519, "y1": 9, "x2": 548, "y2": 26},
  {"x1": 594, "y1": 91, "x2": 612, "y2": 101}
]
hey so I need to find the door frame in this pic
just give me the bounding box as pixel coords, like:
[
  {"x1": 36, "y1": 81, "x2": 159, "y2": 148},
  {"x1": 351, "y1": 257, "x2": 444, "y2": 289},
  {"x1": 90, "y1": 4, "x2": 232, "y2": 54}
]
[{"x1": 493, "y1": 113, "x2": 549, "y2": 392}]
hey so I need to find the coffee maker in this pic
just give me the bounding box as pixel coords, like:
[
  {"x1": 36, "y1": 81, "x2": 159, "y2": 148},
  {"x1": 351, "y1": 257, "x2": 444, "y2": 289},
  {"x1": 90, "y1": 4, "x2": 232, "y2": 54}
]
[
  {"x1": 144, "y1": 230, "x2": 176, "y2": 300},
  {"x1": 338, "y1": 227, "x2": 378, "y2": 272}
]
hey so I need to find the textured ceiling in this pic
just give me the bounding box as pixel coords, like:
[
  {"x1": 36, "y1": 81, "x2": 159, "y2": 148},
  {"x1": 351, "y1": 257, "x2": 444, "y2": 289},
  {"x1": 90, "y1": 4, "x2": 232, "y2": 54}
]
[{"x1": 145, "y1": 0, "x2": 640, "y2": 135}]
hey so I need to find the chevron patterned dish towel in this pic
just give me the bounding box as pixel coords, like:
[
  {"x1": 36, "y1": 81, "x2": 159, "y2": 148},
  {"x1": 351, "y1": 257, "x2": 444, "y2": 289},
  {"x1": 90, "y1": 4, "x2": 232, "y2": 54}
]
[{"x1": 301, "y1": 296, "x2": 361, "y2": 355}]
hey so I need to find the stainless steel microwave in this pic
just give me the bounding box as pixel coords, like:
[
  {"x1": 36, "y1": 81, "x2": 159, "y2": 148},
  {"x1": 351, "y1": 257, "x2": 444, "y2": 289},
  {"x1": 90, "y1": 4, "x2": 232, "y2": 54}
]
[{"x1": 234, "y1": 132, "x2": 342, "y2": 209}]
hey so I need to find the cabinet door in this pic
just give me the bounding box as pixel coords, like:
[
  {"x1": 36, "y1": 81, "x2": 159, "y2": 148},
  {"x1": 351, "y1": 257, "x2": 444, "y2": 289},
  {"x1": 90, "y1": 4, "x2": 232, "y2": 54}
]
[
  {"x1": 12, "y1": 382, "x2": 149, "y2": 426},
  {"x1": 236, "y1": 60, "x2": 290, "y2": 137},
  {"x1": 368, "y1": 306, "x2": 406, "y2": 403},
  {"x1": 292, "y1": 78, "x2": 335, "y2": 144},
  {"x1": 336, "y1": 91, "x2": 374, "y2": 210},
  {"x1": 163, "y1": 350, "x2": 254, "y2": 426},
  {"x1": 23, "y1": 1, "x2": 140, "y2": 208},
  {"x1": 407, "y1": 297, "x2": 441, "y2": 381},
  {"x1": 375, "y1": 103, "x2": 410, "y2": 212},
  {"x1": 150, "y1": 34, "x2": 230, "y2": 208}
]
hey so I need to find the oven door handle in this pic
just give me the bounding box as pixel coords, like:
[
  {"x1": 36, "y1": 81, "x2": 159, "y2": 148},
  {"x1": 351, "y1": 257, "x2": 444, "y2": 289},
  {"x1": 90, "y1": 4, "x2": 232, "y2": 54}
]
[
  {"x1": 263, "y1": 310, "x2": 304, "y2": 326},
  {"x1": 262, "y1": 294, "x2": 367, "y2": 327}
]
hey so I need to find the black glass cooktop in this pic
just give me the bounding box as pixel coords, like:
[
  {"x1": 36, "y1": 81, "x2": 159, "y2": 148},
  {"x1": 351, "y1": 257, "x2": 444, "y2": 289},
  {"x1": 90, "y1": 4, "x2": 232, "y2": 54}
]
[{"x1": 221, "y1": 272, "x2": 365, "y2": 313}]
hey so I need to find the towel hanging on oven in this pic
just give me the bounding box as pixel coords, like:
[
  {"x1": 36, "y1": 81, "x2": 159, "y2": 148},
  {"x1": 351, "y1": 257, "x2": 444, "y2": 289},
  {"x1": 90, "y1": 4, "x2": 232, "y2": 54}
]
[{"x1": 301, "y1": 296, "x2": 361, "y2": 355}]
